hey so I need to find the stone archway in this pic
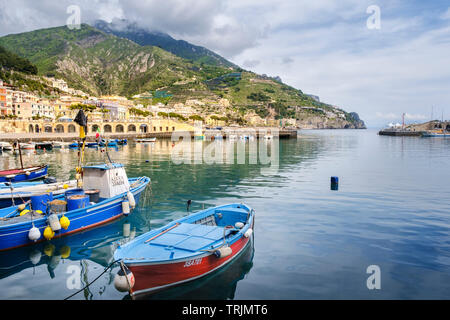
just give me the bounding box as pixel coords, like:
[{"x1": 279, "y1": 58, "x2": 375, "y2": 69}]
[
  {"x1": 35, "y1": 124, "x2": 40, "y2": 133},
  {"x1": 55, "y1": 124, "x2": 64, "y2": 133},
  {"x1": 45, "y1": 126, "x2": 53, "y2": 133},
  {"x1": 116, "y1": 124, "x2": 124, "y2": 133},
  {"x1": 128, "y1": 124, "x2": 136, "y2": 132},
  {"x1": 92, "y1": 124, "x2": 99, "y2": 133},
  {"x1": 104, "y1": 124, "x2": 112, "y2": 133},
  {"x1": 140, "y1": 124, "x2": 148, "y2": 133},
  {"x1": 68, "y1": 124, "x2": 76, "y2": 133},
  {"x1": 29, "y1": 124, "x2": 34, "y2": 133}
]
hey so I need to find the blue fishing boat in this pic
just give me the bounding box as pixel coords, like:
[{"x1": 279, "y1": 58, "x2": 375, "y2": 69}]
[
  {"x1": 113, "y1": 203, "x2": 255, "y2": 297},
  {"x1": 69, "y1": 142, "x2": 81, "y2": 149},
  {"x1": 0, "y1": 163, "x2": 150, "y2": 251},
  {"x1": 0, "y1": 165, "x2": 48, "y2": 183},
  {"x1": 115, "y1": 139, "x2": 128, "y2": 145},
  {"x1": 0, "y1": 179, "x2": 77, "y2": 209},
  {"x1": 99, "y1": 139, "x2": 118, "y2": 147}
]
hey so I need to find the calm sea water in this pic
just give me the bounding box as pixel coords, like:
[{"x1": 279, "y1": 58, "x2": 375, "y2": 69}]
[{"x1": 0, "y1": 129, "x2": 449, "y2": 300}]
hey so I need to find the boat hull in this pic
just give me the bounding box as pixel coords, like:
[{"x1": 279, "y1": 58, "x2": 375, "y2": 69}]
[
  {"x1": 0, "y1": 166, "x2": 48, "y2": 183},
  {"x1": 0, "y1": 177, "x2": 150, "y2": 251},
  {"x1": 125, "y1": 219, "x2": 254, "y2": 297}
]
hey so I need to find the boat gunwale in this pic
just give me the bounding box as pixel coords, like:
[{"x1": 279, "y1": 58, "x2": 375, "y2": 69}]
[
  {"x1": 0, "y1": 176, "x2": 150, "y2": 231},
  {"x1": 115, "y1": 204, "x2": 254, "y2": 265}
]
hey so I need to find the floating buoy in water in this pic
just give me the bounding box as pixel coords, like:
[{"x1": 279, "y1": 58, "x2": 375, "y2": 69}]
[
  {"x1": 244, "y1": 228, "x2": 253, "y2": 238},
  {"x1": 127, "y1": 192, "x2": 136, "y2": 209},
  {"x1": 114, "y1": 263, "x2": 135, "y2": 292},
  {"x1": 60, "y1": 215, "x2": 70, "y2": 230},
  {"x1": 28, "y1": 225, "x2": 41, "y2": 242},
  {"x1": 214, "y1": 246, "x2": 232, "y2": 258},
  {"x1": 122, "y1": 200, "x2": 130, "y2": 216},
  {"x1": 48, "y1": 214, "x2": 61, "y2": 232},
  {"x1": 43, "y1": 226, "x2": 55, "y2": 240},
  {"x1": 331, "y1": 176, "x2": 339, "y2": 191}
]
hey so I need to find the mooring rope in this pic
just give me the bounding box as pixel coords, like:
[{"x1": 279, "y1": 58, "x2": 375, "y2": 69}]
[{"x1": 63, "y1": 259, "x2": 122, "y2": 300}]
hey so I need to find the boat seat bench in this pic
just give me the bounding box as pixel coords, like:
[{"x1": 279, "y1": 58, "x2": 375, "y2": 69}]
[{"x1": 148, "y1": 223, "x2": 235, "y2": 252}]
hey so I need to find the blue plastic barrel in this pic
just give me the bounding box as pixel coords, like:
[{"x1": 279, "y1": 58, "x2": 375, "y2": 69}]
[
  {"x1": 31, "y1": 193, "x2": 53, "y2": 213},
  {"x1": 67, "y1": 195, "x2": 90, "y2": 211},
  {"x1": 65, "y1": 188, "x2": 85, "y2": 199}
]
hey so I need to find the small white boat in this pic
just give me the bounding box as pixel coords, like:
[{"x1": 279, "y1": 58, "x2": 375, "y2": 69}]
[
  {"x1": 264, "y1": 135, "x2": 273, "y2": 140},
  {"x1": 136, "y1": 138, "x2": 157, "y2": 143},
  {"x1": 52, "y1": 141, "x2": 71, "y2": 149},
  {"x1": 13, "y1": 143, "x2": 35, "y2": 151},
  {"x1": 0, "y1": 142, "x2": 13, "y2": 151}
]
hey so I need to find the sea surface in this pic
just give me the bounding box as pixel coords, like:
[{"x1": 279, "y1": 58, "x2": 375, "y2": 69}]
[{"x1": 0, "y1": 129, "x2": 449, "y2": 300}]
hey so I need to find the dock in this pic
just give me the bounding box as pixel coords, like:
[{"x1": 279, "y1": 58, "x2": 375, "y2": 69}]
[
  {"x1": 378, "y1": 129, "x2": 423, "y2": 137},
  {"x1": 0, "y1": 128, "x2": 298, "y2": 143}
]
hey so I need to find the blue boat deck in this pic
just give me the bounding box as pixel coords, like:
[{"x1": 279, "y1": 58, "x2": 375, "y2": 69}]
[{"x1": 116, "y1": 205, "x2": 253, "y2": 263}]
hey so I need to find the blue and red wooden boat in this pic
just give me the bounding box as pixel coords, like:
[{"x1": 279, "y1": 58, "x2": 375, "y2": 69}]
[
  {"x1": 0, "y1": 163, "x2": 150, "y2": 251},
  {"x1": 0, "y1": 165, "x2": 48, "y2": 183},
  {"x1": 113, "y1": 203, "x2": 255, "y2": 297}
]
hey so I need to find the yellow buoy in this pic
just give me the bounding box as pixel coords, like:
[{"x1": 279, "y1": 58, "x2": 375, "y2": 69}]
[
  {"x1": 20, "y1": 209, "x2": 30, "y2": 216},
  {"x1": 63, "y1": 184, "x2": 69, "y2": 189},
  {"x1": 43, "y1": 226, "x2": 55, "y2": 240},
  {"x1": 60, "y1": 216, "x2": 70, "y2": 230},
  {"x1": 35, "y1": 210, "x2": 44, "y2": 215},
  {"x1": 18, "y1": 204, "x2": 26, "y2": 211}
]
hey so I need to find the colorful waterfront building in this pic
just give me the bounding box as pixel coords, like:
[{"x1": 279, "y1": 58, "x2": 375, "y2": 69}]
[{"x1": 0, "y1": 80, "x2": 6, "y2": 116}]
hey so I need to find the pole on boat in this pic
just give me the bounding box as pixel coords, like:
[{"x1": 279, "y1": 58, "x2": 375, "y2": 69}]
[
  {"x1": 17, "y1": 140, "x2": 24, "y2": 170},
  {"x1": 74, "y1": 109, "x2": 88, "y2": 188}
]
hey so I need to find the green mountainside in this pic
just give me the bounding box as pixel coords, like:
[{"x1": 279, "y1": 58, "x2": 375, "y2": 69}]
[
  {"x1": 94, "y1": 20, "x2": 237, "y2": 68},
  {"x1": 0, "y1": 24, "x2": 365, "y2": 128}
]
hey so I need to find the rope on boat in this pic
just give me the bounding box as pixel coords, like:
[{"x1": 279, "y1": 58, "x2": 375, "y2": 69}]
[{"x1": 63, "y1": 259, "x2": 122, "y2": 300}]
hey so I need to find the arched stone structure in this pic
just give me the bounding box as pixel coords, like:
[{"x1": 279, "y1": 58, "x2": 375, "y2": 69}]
[
  {"x1": 116, "y1": 124, "x2": 124, "y2": 133},
  {"x1": 140, "y1": 124, "x2": 148, "y2": 133},
  {"x1": 29, "y1": 124, "x2": 34, "y2": 133},
  {"x1": 55, "y1": 124, "x2": 64, "y2": 133},
  {"x1": 68, "y1": 124, "x2": 76, "y2": 133},
  {"x1": 128, "y1": 124, "x2": 136, "y2": 132},
  {"x1": 45, "y1": 126, "x2": 53, "y2": 133},
  {"x1": 104, "y1": 124, "x2": 112, "y2": 133}
]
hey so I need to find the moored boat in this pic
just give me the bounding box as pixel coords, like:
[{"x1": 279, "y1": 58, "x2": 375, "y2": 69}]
[
  {"x1": 113, "y1": 203, "x2": 255, "y2": 297},
  {"x1": 0, "y1": 179, "x2": 77, "y2": 208},
  {"x1": 34, "y1": 142, "x2": 53, "y2": 151},
  {"x1": 0, "y1": 142, "x2": 13, "y2": 151},
  {"x1": 135, "y1": 138, "x2": 156, "y2": 143},
  {"x1": 421, "y1": 130, "x2": 449, "y2": 137},
  {"x1": 0, "y1": 165, "x2": 48, "y2": 183},
  {"x1": 0, "y1": 163, "x2": 150, "y2": 251}
]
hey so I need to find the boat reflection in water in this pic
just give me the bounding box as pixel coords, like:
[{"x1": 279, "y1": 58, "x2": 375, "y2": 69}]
[
  {"x1": 0, "y1": 219, "x2": 128, "y2": 281},
  {"x1": 128, "y1": 235, "x2": 255, "y2": 300}
]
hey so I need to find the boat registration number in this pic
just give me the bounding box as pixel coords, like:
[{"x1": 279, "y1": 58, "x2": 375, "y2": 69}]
[
  {"x1": 111, "y1": 176, "x2": 125, "y2": 186},
  {"x1": 184, "y1": 258, "x2": 202, "y2": 267}
]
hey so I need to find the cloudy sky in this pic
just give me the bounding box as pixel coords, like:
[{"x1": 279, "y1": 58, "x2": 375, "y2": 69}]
[{"x1": 1, "y1": 0, "x2": 449, "y2": 127}]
